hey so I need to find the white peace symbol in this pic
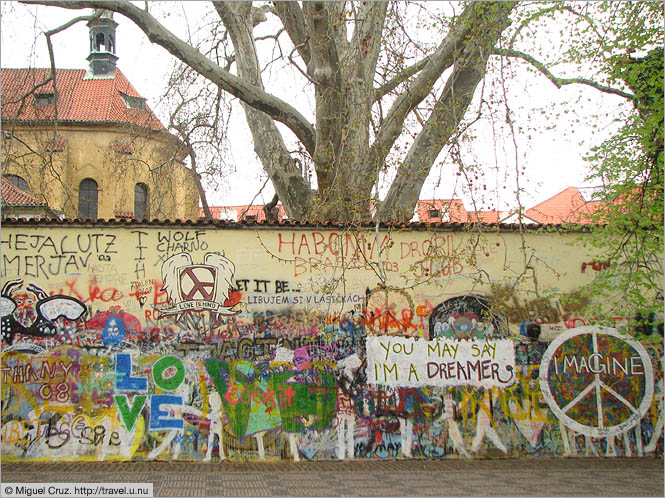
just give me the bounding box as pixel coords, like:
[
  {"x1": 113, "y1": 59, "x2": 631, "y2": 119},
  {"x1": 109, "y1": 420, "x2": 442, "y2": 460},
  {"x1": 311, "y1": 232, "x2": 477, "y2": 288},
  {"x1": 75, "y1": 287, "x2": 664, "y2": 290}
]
[{"x1": 539, "y1": 326, "x2": 654, "y2": 438}]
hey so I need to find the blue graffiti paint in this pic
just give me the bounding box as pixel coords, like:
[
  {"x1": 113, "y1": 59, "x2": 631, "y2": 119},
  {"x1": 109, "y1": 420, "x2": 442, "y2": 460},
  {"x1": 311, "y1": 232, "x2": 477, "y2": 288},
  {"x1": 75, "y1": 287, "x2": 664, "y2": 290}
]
[
  {"x1": 102, "y1": 316, "x2": 125, "y2": 346},
  {"x1": 150, "y1": 394, "x2": 184, "y2": 430},
  {"x1": 114, "y1": 353, "x2": 148, "y2": 392}
]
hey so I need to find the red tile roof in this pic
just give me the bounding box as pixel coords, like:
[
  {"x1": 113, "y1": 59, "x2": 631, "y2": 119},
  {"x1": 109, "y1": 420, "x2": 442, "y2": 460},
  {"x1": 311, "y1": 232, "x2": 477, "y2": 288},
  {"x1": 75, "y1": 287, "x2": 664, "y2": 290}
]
[
  {"x1": 467, "y1": 210, "x2": 501, "y2": 223},
  {"x1": 113, "y1": 210, "x2": 134, "y2": 218},
  {"x1": 202, "y1": 188, "x2": 607, "y2": 225},
  {"x1": 1, "y1": 68, "x2": 164, "y2": 131},
  {"x1": 202, "y1": 204, "x2": 289, "y2": 222},
  {"x1": 1, "y1": 177, "x2": 47, "y2": 207},
  {"x1": 417, "y1": 199, "x2": 468, "y2": 222},
  {"x1": 45, "y1": 136, "x2": 67, "y2": 152},
  {"x1": 525, "y1": 187, "x2": 599, "y2": 224},
  {"x1": 0, "y1": 216, "x2": 591, "y2": 232}
]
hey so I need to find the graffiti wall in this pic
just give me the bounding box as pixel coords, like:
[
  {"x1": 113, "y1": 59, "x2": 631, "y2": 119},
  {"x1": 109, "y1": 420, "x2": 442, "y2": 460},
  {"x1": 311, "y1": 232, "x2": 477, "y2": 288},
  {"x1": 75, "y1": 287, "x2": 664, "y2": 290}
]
[{"x1": 1, "y1": 223, "x2": 662, "y2": 462}]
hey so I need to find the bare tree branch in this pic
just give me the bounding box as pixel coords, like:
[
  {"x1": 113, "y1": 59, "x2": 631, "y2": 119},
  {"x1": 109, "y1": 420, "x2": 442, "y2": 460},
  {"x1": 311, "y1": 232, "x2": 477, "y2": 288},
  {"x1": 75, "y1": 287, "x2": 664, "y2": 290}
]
[
  {"x1": 374, "y1": 56, "x2": 430, "y2": 100},
  {"x1": 377, "y1": 2, "x2": 515, "y2": 222},
  {"x1": 213, "y1": 1, "x2": 312, "y2": 220},
  {"x1": 494, "y1": 47, "x2": 635, "y2": 100},
  {"x1": 367, "y1": 2, "x2": 497, "y2": 174},
  {"x1": 302, "y1": 1, "x2": 344, "y2": 185},
  {"x1": 271, "y1": 1, "x2": 311, "y2": 65},
  {"x1": 254, "y1": 27, "x2": 285, "y2": 43},
  {"x1": 241, "y1": 176, "x2": 271, "y2": 220},
  {"x1": 24, "y1": 0, "x2": 317, "y2": 155},
  {"x1": 350, "y1": 1, "x2": 388, "y2": 83}
]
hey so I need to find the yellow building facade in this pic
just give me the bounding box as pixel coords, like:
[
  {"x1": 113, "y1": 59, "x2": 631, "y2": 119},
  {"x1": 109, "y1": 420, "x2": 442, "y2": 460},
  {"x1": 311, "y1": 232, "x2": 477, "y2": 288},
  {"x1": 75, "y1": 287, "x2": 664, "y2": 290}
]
[{"x1": 2, "y1": 119, "x2": 199, "y2": 221}]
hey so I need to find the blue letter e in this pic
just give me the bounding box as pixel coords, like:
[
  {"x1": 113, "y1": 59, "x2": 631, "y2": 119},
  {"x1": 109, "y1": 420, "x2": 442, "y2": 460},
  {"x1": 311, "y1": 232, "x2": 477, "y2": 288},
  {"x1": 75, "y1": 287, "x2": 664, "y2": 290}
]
[{"x1": 149, "y1": 394, "x2": 184, "y2": 431}]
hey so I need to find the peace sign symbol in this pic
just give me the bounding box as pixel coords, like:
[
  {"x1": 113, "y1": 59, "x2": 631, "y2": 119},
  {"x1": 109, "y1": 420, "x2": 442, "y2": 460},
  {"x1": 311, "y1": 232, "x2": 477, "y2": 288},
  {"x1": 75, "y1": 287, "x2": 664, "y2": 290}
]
[{"x1": 539, "y1": 326, "x2": 654, "y2": 438}]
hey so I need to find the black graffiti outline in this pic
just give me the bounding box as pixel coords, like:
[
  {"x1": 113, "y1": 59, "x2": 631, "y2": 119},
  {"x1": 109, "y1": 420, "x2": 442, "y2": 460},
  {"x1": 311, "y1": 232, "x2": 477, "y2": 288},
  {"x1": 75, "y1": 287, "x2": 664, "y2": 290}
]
[{"x1": 1, "y1": 279, "x2": 88, "y2": 346}]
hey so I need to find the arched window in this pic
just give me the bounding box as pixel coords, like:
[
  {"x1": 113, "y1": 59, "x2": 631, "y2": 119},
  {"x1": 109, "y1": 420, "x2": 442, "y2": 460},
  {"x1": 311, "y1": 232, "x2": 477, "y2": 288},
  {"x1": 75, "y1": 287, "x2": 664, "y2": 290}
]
[
  {"x1": 134, "y1": 183, "x2": 149, "y2": 220},
  {"x1": 5, "y1": 175, "x2": 30, "y2": 192},
  {"x1": 95, "y1": 32, "x2": 105, "y2": 51},
  {"x1": 78, "y1": 178, "x2": 98, "y2": 219}
]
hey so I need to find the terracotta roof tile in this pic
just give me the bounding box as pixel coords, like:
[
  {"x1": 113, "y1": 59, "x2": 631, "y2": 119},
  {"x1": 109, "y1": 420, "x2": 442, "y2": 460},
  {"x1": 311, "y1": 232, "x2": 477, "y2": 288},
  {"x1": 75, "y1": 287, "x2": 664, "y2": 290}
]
[
  {"x1": 1, "y1": 177, "x2": 47, "y2": 207},
  {"x1": 525, "y1": 187, "x2": 597, "y2": 224},
  {"x1": 113, "y1": 210, "x2": 134, "y2": 218},
  {"x1": 417, "y1": 199, "x2": 468, "y2": 222},
  {"x1": 0, "y1": 216, "x2": 593, "y2": 232},
  {"x1": 1, "y1": 68, "x2": 164, "y2": 131},
  {"x1": 45, "y1": 136, "x2": 67, "y2": 152},
  {"x1": 467, "y1": 210, "x2": 500, "y2": 223}
]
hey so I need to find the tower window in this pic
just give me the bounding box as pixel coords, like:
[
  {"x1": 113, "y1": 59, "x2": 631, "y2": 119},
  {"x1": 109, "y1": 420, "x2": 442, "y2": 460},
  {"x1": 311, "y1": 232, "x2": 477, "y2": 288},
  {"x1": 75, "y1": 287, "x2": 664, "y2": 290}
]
[
  {"x1": 34, "y1": 93, "x2": 54, "y2": 106},
  {"x1": 134, "y1": 183, "x2": 149, "y2": 220},
  {"x1": 4, "y1": 174, "x2": 30, "y2": 192},
  {"x1": 120, "y1": 92, "x2": 146, "y2": 110},
  {"x1": 78, "y1": 178, "x2": 98, "y2": 219},
  {"x1": 95, "y1": 32, "x2": 106, "y2": 51}
]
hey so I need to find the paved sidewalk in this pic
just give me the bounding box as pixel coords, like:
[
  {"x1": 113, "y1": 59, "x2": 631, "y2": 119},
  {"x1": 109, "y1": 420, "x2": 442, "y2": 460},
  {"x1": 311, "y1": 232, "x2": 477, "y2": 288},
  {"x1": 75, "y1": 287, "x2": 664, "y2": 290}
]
[{"x1": 1, "y1": 457, "x2": 663, "y2": 497}]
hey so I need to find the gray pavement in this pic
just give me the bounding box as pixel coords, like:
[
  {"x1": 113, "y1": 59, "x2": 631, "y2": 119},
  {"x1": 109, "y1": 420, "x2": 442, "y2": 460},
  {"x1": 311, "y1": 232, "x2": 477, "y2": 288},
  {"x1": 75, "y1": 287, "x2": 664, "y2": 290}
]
[{"x1": 1, "y1": 457, "x2": 663, "y2": 497}]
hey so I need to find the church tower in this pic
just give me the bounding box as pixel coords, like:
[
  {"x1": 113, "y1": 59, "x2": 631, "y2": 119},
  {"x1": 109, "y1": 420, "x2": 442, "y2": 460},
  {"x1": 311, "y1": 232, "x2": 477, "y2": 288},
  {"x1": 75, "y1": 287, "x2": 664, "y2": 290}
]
[{"x1": 86, "y1": 10, "x2": 118, "y2": 78}]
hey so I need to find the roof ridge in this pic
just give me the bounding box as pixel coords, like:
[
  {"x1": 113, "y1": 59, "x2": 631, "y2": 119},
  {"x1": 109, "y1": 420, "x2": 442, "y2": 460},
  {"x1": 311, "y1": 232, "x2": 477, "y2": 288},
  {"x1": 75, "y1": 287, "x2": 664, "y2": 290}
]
[
  {"x1": 1, "y1": 67, "x2": 85, "y2": 71},
  {"x1": 0, "y1": 216, "x2": 599, "y2": 231},
  {"x1": 527, "y1": 186, "x2": 583, "y2": 212}
]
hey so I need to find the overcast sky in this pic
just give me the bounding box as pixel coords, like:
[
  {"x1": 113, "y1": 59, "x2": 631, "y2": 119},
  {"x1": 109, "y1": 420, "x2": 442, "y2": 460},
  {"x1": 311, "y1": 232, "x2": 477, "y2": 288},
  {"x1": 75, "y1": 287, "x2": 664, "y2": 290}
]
[{"x1": 1, "y1": 2, "x2": 631, "y2": 211}]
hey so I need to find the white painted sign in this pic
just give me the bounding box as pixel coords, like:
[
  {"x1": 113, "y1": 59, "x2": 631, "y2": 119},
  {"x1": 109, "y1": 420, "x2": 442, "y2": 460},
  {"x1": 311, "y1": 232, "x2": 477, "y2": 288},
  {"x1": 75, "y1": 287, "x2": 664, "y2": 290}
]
[
  {"x1": 366, "y1": 336, "x2": 516, "y2": 388},
  {"x1": 539, "y1": 326, "x2": 654, "y2": 438}
]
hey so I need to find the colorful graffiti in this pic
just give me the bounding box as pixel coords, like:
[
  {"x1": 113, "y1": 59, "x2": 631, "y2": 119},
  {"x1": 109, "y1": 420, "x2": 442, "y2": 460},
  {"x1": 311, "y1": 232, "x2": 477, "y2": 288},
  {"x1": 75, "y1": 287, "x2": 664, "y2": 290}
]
[
  {"x1": 1, "y1": 225, "x2": 662, "y2": 462},
  {"x1": 1, "y1": 280, "x2": 87, "y2": 346},
  {"x1": 366, "y1": 336, "x2": 516, "y2": 388},
  {"x1": 158, "y1": 252, "x2": 241, "y2": 320},
  {"x1": 540, "y1": 327, "x2": 654, "y2": 439},
  {"x1": 429, "y1": 295, "x2": 507, "y2": 340}
]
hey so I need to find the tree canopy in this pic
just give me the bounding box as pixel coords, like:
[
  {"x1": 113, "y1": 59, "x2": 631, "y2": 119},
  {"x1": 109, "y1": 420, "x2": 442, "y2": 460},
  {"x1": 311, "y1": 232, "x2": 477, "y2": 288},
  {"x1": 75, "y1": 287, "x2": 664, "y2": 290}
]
[{"x1": 574, "y1": 2, "x2": 663, "y2": 330}]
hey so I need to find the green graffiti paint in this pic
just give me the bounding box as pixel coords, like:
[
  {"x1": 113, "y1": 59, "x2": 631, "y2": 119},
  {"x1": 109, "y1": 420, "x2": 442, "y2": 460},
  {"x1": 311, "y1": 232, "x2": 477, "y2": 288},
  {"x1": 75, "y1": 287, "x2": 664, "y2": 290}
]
[
  {"x1": 152, "y1": 355, "x2": 185, "y2": 391},
  {"x1": 204, "y1": 358, "x2": 280, "y2": 438},
  {"x1": 268, "y1": 363, "x2": 337, "y2": 432},
  {"x1": 114, "y1": 394, "x2": 148, "y2": 431}
]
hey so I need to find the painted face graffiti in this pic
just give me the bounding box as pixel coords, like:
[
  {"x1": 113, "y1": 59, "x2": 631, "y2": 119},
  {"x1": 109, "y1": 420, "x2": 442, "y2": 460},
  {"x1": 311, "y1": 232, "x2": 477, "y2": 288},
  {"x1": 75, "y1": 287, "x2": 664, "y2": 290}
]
[
  {"x1": 429, "y1": 296, "x2": 505, "y2": 340},
  {"x1": 102, "y1": 317, "x2": 125, "y2": 346},
  {"x1": 1, "y1": 280, "x2": 87, "y2": 346}
]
